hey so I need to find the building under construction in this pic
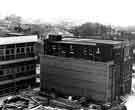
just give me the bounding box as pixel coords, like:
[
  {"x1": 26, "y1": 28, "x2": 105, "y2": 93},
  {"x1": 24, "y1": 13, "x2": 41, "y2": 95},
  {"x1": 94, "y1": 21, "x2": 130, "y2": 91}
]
[
  {"x1": 40, "y1": 35, "x2": 133, "y2": 104},
  {"x1": 0, "y1": 35, "x2": 37, "y2": 96}
]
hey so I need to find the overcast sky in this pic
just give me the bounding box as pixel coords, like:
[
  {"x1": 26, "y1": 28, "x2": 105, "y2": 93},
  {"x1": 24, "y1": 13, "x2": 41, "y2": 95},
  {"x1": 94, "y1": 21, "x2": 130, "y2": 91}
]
[{"x1": 0, "y1": 0, "x2": 135, "y2": 26}]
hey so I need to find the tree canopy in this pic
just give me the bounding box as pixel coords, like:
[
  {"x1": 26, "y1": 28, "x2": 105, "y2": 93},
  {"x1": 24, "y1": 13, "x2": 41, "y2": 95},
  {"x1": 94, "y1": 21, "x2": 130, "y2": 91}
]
[
  {"x1": 5, "y1": 14, "x2": 22, "y2": 25},
  {"x1": 69, "y1": 22, "x2": 111, "y2": 37}
]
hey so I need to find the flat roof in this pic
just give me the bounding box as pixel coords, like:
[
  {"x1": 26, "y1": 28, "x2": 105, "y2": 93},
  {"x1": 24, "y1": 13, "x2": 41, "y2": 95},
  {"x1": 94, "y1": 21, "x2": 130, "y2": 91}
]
[
  {"x1": 52, "y1": 38, "x2": 123, "y2": 45},
  {"x1": 0, "y1": 35, "x2": 38, "y2": 45}
]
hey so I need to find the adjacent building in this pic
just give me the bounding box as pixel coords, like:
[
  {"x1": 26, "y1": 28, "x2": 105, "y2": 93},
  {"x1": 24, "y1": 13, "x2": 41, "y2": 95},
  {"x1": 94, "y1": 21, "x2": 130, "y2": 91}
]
[
  {"x1": 0, "y1": 35, "x2": 37, "y2": 95},
  {"x1": 40, "y1": 36, "x2": 133, "y2": 103}
]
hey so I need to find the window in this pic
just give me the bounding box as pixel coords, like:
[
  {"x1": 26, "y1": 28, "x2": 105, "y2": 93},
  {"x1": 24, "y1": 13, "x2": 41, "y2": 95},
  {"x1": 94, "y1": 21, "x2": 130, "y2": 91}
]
[
  {"x1": 0, "y1": 70, "x2": 3, "y2": 75},
  {"x1": 4, "y1": 69, "x2": 8, "y2": 75},
  {"x1": 8, "y1": 68, "x2": 12, "y2": 74},
  {"x1": 69, "y1": 45, "x2": 74, "y2": 54},
  {"x1": 17, "y1": 67, "x2": 20, "y2": 73},
  {"x1": 14, "y1": 67, "x2": 17, "y2": 73},
  {"x1": 12, "y1": 68, "x2": 15, "y2": 73},
  {"x1": 30, "y1": 64, "x2": 34, "y2": 70},
  {"x1": 6, "y1": 49, "x2": 10, "y2": 55},
  {"x1": 133, "y1": 48, "x2": 135, "y2": 55},
  {"x1": 21, "y1": 66, "x2": 25, "y2": 72},
  {"x1": 96, "y1": 48, "x2": 100, "y2": 54},
  {"x1": 27, "y1": 47, "x2": 30, "y2": 53},
  {"x1": 88, "y1": 49, "x2": 93, "y2": 56},
  {"x1": 31, "y1": 46, "x2": 34, "y2": 52},
  {"x1": 21, "y1": 48, "x2": 25, "y2": 53},
  {"x1": 11, "y1": 49, "x2": 14, "y2": 55},
  {"x1": 52, "y1": 45, "x2": 57, "y2": 50},
  {"x1": 16, "y1": 48, "x2": 20, "y2": 54},
  {"x1": 83, "y1": 48, "x2": 88, "y2": 56},
  {"x1": 27, "y1": 65, "x2": 30, "y2": 71},
  {"x1": 24, "y1": 65, "x2": 27, "y2": 71},
  {"x1": 125, "y1": 47, "x2": 129, "y2": 57},
  {"x1": 0, "y1": 49, "x2": 4, "y2": 56}
]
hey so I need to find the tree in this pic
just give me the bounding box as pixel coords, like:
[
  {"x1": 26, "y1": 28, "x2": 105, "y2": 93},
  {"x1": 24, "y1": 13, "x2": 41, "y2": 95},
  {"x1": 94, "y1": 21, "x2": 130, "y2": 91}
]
[
  {"x1": 69, "y1": 22, "x2": 111, "y2": 37},
  {"x1": 5, "y1": 14, "x2": 22, "y2": 26}
]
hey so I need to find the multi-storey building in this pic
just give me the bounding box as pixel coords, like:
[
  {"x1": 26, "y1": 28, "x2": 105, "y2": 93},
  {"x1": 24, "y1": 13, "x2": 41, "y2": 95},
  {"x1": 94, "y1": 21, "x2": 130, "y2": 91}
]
[
  {"x1": 40, "y1": 35, "x2": 133, "y2": 103},
  {"x1": 0, "y1": 35, "x2": 37, "y2": 95}
]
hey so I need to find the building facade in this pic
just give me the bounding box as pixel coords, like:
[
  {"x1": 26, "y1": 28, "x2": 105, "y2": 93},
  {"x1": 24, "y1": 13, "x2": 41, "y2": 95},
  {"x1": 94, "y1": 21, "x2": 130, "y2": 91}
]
[
  {"x1": 0, "y1": 35, "x2": 37, "y2": 95},
  {"x1": 40, "y1": 36, "x2": 133, "y2": 103}
]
